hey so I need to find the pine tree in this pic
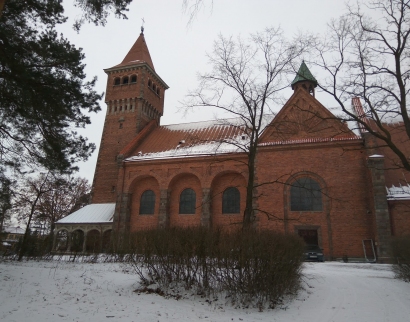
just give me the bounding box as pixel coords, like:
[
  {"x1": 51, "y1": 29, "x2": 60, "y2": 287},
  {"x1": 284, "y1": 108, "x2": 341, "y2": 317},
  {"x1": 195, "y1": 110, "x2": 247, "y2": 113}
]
[{"x1": 0, "y1": 1, "x2": 102, "y2": 176}]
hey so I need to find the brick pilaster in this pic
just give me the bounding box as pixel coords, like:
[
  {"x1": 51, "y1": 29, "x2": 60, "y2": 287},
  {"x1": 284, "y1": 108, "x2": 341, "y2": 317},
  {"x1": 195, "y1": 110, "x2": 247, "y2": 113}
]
[
  {"x1": 368, "y1": 155, "x2": 391, "y2": 262},
  {"x1": 158, "y1": 189, "x2": 169, "y2": 228}
]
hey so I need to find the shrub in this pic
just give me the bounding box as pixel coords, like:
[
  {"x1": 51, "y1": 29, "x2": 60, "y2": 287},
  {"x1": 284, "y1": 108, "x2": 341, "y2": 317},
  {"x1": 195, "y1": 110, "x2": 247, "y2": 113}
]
[
  {"x1": 124, "y1": 227, "x2": 304, "y2": 309},
  {"x1": 390, "y1": 235, "x2": 410, "y2": 282}
]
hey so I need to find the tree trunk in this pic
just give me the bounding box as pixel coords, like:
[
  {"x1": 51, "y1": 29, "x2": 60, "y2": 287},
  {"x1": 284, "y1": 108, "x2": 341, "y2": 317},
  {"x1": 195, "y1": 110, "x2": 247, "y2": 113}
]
[
  {"x1": 243, "y1": 144, "x2": 257, "y2": 230},
  {"x1": 0, "y1": 0, "x2": 6, "y2": 18},
  {"x1": 18, "y1": 202, "x2": 37, "y2": 261}
]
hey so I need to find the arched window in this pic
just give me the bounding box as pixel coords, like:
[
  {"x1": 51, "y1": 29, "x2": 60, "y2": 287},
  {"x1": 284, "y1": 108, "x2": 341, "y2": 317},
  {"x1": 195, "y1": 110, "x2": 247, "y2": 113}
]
[
  {"x1": 290, "y1": 177, "x2": 323, "y2": 211},
  {"x1": 130, "y1": 75, "x2": 137, "y2": 83},
  {"x1": 222, "y1": 187, "x2": 240, "y2": 213},
  {"x1": 156, "y1": 88, "x2": 160, "y2": 95},
  {"x1": 114, "y1": 77, "x2": 120, "y2": 85},
  {"x1": 139, "y1": 190, "x2": 156, "y2": 215},
  {"x1": 148, "y1": 79, "x2": 152, "y2": 88},
  {"x1": 179, "y1": 188, "x2": 196, "y2": 214},
  {"x1": 153, "y1": 84, "x2": 157, "y2": 91},
  {"x1": 122, "y1": 76, "x2": 129, "y2": 84}
]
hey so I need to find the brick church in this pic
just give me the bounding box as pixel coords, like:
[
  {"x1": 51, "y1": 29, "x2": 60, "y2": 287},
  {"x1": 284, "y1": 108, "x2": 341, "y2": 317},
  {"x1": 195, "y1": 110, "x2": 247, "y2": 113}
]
[{"x1": 54, "y1": 31, "x2": 410, "y2": 262}]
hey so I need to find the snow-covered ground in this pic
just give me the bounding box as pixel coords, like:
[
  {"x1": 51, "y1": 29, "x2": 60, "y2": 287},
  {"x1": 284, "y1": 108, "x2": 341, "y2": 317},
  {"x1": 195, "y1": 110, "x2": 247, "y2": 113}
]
[{"x1": 0, "y1": 260, "x2": 409, "y2": 322}]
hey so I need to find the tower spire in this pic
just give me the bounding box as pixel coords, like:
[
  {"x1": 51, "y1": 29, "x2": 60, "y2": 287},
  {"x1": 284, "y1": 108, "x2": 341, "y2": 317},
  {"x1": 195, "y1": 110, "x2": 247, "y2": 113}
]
[
  {"x1": 117, "y1": 30, "x2": 154, "y2": 70},
  {"x1": 291, "y1": 61, "x2": 318, "y2": 97}
]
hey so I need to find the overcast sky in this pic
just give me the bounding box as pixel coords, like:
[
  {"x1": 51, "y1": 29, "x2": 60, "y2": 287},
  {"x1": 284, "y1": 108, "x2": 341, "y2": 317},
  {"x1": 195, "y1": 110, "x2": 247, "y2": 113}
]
[{"x1": 58, "y1": 0, "x2": 349, "y2": 183}]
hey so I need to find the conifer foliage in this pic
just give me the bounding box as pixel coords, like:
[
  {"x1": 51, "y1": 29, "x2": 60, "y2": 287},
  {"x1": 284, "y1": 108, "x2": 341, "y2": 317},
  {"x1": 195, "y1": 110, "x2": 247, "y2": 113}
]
[{"x1": 0, "y1": 0, "x2": 102, "y2": 175}]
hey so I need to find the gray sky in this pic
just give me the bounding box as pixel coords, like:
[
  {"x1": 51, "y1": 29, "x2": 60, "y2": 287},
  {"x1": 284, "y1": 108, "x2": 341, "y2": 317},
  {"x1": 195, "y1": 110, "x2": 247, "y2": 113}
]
[{"x1": 59, "y1": 0, "x2": 348, "y2": 183}]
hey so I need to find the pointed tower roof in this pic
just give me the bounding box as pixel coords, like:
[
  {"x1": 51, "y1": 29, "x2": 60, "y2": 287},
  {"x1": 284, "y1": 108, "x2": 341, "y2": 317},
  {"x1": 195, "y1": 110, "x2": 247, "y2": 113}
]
[
  {"x1": 113, "y1": 31, "x2": 155, "y2": 70},
  {"x1": 291, "y1": 61, "x2": 317, "y2": 89}
]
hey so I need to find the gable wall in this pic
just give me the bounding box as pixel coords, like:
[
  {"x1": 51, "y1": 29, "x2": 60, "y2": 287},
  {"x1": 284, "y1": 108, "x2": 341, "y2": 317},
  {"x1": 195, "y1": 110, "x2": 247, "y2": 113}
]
[{"x1": 256, "y1": 141, "x2": 373, "y2": 259}]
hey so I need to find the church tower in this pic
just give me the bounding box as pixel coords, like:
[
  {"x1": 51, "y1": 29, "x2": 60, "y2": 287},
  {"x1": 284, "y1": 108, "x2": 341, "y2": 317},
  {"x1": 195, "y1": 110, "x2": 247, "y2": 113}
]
[{"x1": 91, "y1": 29, "x2": 169, "y2": 203}]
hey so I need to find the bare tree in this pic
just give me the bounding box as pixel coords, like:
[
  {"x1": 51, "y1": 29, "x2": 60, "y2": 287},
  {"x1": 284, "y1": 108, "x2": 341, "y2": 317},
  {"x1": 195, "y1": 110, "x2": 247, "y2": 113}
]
[
  {"x1": 182, "y1": 0, "x2": 213, "y2": 26},
  {"x1": 312, "y1": 0, "x2": 410, "y2": 173},
  {"x1": 0, "y1": 173, "x2": 13, "y2": 234},
  {"x1": 15, "y1": 172, "x2": 53, "y2": 260},
  {"x1": 34, "y1": 176, "x2": 90, "y2": 242},
  {"x1": 184, "y1": 28, "x2": 307, "y2": 228},
  {"x1": 13, "y1": 173, "x2": 90, "y2": 259}
]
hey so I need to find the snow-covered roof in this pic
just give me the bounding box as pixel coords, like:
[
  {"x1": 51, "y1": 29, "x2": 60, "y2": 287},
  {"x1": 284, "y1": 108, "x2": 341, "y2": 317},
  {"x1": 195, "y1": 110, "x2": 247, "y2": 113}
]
[
  {"x1": 125, "y1": 115, "x2": 286, "y2": 162},
  {"x1": 56, "y1": 204, "x2": 115, "y2": 224},
  {"x1": 2, "y1": 226, "x2": 25, "y2": 234},
  {"x1": 126, "y1": 137, "x2": 246, "y2": 162},
  {"x1": 386, "y1": 184, "x2": 410, "y2": 201}
]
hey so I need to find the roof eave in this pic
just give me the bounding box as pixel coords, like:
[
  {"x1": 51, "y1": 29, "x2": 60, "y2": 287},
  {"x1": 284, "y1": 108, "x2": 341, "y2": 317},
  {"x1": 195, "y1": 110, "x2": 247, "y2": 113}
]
[{"x1": 104, "y1": 62, "x2": 169, "y2": 89}]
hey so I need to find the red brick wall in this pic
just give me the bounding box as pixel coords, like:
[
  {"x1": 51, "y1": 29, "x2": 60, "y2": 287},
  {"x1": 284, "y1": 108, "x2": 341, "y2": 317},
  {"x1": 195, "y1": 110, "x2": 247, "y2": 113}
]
[
  {"x1": 168, "y1": 173, "x2": 203, "y2": 228},
  {"x1": 390, "y1": 201, "x2": 410, "y2": 236},
  {"x1": 92, "y1": 65, "x2": 165, "y2": 203},
  {"x1": 92, "y1": 110, "x2": 141, "y2": 203},
  {"x1": 371, "y1": 123, "x2": 410, "y2": 187},
  {"x1": 210, "y1": 172, "x2": 246, "y2": 229},
  {"x1": 129, "y1": 176, "x2": 160, "y2": 231},
  {"x1": 256, "y1": 142, "x2": 373, "y2": 258},
  {"x1": 119, "y1": 141, "x2": 376, "y2": 259}
]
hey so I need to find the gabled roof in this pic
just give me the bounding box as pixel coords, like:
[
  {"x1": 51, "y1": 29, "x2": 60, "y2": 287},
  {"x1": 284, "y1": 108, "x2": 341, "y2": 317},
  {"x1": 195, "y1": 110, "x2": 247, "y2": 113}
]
[
  {"x1": 109, "y1": 32, "x2": 155, "y2": 70},
  {"x1": 123, "y1": 90, "x2": 361, "y2": 162},
  {"x1": 122, "y1": 88, "x2": 361, "y2": 163},
  {"x1": 56, "y1": 204, "x2": 115, "y2": 224},
  {"x1": 291, "y1": 61, "x2": 318, "y2": 89},
  {"x1": 124, "y1": 118, "x2": 255, "y2": 161},
  {"x1": 260, "y1": 87, "x2": 360, "y2": 144}
]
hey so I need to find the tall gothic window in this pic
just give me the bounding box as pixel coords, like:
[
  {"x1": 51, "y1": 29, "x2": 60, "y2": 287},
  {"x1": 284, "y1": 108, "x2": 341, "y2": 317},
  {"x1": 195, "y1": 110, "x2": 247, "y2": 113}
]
[
  {"x1": 290, "y1": 177, "x2": 322, "y2": 211},
  {"x1": 222, "y1": 187, "x2": 240, "y2": 213},
  {"x1": 179, "y1": 188, "x2": 196, "y2": 214},
  {"x1": 139, "y1": 190, "x2": 155, "y2": 215}
]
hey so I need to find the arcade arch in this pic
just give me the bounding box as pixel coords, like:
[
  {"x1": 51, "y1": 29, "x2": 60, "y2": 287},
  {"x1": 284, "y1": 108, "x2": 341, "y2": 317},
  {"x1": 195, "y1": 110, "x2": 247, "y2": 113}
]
[
  {"x1": 129, "y1": 175, "x2": 161, "y2": 231},
  {"x1": 210, "y1": 171, "x2": 246, "y2": 229},
  {"x1": 168, "y1": 173, "x2": 202, "y2": 228}
]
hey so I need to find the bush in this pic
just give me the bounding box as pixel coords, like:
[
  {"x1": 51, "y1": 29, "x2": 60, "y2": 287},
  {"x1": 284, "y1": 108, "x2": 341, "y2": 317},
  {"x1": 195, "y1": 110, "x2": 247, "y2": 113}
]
[
  {"x1": 15, "y1": 233, "x2": 51, "y2": 258},
  {"x1": 124, "y1": 227, "x2": 304, "y2": 309},
  {"x1": 390, "y1": 235, "x2": 410, "y2": 282}
]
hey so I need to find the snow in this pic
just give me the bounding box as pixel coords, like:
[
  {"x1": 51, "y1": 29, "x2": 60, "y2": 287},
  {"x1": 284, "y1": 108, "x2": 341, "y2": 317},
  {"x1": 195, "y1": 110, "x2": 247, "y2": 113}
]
[
  {"x1": 56, "y1": 204, "x2": 115, "y2": 224},
  {"x1": 126, "y1": 139, "x2": 245, "y2": 162},
  {"x1": 0, "y1": 260, "x2": 409, "y2": 322},
  {"x1": 387, "y1": 184, "x2": 410, "y2": 200},
  {"x1": 2, "y1": 227, "x2": 25, "y2": 234},
  {"x1": 165, "y1": 119, "x2": 232, "y2": 132}
]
